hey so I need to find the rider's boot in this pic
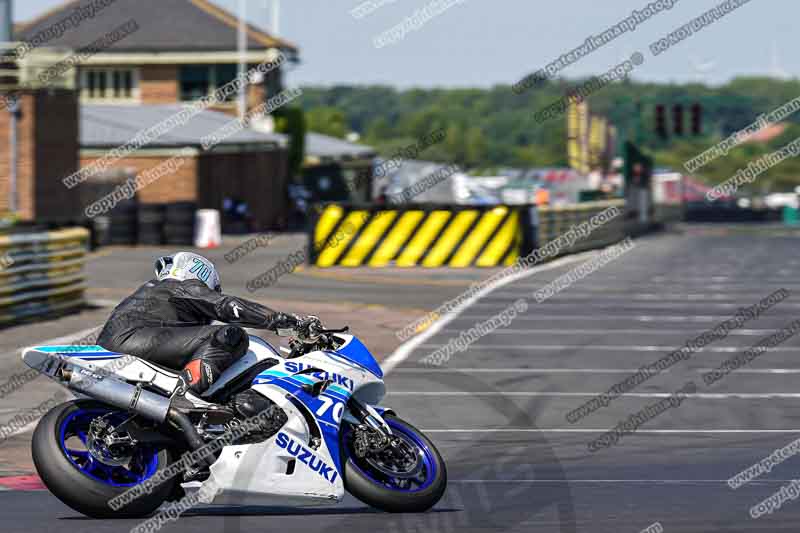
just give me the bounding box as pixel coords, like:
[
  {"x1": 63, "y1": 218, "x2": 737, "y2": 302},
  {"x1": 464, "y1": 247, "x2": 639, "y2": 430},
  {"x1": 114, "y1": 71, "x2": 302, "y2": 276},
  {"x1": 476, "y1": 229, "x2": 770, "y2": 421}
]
[{"x1": 171, "y1": 371, "x2": 233, "y2": 414}]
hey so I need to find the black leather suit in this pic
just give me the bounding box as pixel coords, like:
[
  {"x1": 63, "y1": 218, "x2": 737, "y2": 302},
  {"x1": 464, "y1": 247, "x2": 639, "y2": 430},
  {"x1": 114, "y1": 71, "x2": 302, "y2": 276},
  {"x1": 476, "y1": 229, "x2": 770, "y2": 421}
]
[{"x1": 97, "y1": 278, "x2": 294, "y2": 395}]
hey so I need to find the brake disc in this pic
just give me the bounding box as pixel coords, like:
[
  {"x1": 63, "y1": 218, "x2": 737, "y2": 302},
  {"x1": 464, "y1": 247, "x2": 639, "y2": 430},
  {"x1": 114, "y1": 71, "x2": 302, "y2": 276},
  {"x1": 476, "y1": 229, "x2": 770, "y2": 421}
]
[
  {"x1": 86, "y1": 416, "x2": 138, "y2": 467},
  {"x1": 363, "y1": 432, "x2": 424, "y2": 479}
]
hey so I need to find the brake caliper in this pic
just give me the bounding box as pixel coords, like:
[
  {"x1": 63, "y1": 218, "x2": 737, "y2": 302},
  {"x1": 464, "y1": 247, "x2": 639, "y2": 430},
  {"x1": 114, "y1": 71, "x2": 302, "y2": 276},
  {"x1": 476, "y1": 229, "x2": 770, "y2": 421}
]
[
  {"x1": 87, "y1": 416, "x2": 138, "y2": 467},
  {"x1": 353, "y1": 424, "x2": 390, "y2": 458}
]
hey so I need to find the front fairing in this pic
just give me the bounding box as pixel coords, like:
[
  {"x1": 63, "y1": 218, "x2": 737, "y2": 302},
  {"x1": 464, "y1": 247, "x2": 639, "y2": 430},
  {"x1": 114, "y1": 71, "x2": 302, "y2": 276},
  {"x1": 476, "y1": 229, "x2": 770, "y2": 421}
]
[
  {"x1": 327, "y1": 334, "x2": 383, "y2": 379},
  {"x1": 248, "y1": 334, "x2": 387, "y2": 476}
]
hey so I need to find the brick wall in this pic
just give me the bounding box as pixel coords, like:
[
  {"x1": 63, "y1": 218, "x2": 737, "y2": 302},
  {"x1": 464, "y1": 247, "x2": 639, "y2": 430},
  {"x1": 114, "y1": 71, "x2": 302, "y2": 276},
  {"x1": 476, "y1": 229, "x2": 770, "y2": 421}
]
[
  {"x1": 0, "y1": 93, "x2": 35, "y2": 219},
  {"x1": 139, "y1": 64, "x2": 268, "y2": 115},
  {"x1": 0, "y1": 90, "x2": 80, "y2": 221},
  {"x1": 140, "y1": 65, "x2": 180, "y2": 104},
  {"x1": 80, "y1": 148, "x2": 288, "y2": 231},
  {"x1": 207, "y1": 85, "x2": 268, "y2": 118},
  {"x1": 78, "y1": 154, "x2": 199, "y2": 204}
]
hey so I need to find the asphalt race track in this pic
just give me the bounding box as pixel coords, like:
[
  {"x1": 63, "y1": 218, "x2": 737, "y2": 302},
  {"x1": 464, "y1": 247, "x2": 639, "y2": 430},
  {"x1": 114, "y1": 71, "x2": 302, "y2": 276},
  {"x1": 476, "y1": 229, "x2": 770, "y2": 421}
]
[{"x1": 4, "y1": 225, "x2": 800, "y2": 532}]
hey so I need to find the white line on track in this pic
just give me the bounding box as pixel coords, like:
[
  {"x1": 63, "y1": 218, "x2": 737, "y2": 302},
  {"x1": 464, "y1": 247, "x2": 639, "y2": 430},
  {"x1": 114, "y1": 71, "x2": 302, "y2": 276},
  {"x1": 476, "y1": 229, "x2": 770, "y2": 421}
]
[
  {"x1": 497, "y1": 284, "x2": 800, "y2": 291},
  {"x1": 449, "y1": 479, "x2": 794, "y2": 484},
  {"x1": 421, "y1": 429, "x2": 800, "y2": 434},
  {"x1": 393, "y1": 367, "x2": 800, "y2": 374},
  {"x1": 394, "y1": 368, "x2": 660, "y2": 373},
  {"x1": 492, "y1": 292, "x2": 782, "y2": 301},
  {"x1": 454, "y1": 314, "x2": 791, "y2": 322},
  {"x1": 389, "y1": 392, "x2": 800, "y2": 398},
  {"x1": 467, "y1": 302, "x2": 800, "y2": 309},
  {"x1": 416, "y1": 344, "x2": 797, "y2": 353},
  {"x1": 700, "y1": 368, "x2": 800, "y2": 374},
  {"x1": 437, "y1": 328, "x2": 777, "y2": 336},
  {"x1": 382, "y1": 251, "x2": 598, "y2": 373}
]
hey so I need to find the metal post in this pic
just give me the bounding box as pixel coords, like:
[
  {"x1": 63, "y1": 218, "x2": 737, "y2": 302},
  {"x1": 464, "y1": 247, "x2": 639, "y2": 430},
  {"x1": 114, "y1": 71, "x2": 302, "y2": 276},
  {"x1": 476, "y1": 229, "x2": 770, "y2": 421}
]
[
  {"x1": 8, "y1": 96, "x2": 17, "y2": 213},
  {"x1": 0, "y1": 0, "x2": 13, "y2": 213},
  {"x1": 0, "y1": 0, "x2": 11, "y2": 42},
  {"x1": 237, "y1": 0, "x2": 247, "y2": 121},
  {"x1": 272, "y1": 0, "x2": 280, "y2": 36}
]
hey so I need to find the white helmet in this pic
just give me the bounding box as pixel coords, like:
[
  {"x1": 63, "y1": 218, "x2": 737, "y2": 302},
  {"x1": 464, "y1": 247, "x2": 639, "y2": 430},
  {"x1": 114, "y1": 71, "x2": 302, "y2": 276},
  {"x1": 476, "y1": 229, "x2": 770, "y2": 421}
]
[{"x1": 154, "y1": 252, "x2": 221, "y2": 292}]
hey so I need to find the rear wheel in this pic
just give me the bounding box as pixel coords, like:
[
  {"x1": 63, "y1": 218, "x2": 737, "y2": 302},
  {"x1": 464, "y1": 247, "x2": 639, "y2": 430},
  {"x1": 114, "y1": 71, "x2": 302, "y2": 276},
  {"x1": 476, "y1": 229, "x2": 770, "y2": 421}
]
[
  {"x1": 342, "y1": 414, "x2": 447, "y2": 513},
  {"x1": 32, "y1": 399, "x2": 175, "y2": 518}
]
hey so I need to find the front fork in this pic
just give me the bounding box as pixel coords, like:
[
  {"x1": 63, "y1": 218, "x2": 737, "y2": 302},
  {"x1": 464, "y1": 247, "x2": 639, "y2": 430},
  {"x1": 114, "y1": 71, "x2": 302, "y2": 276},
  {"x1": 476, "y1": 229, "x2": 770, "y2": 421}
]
[
  {"x1": 346, "y1": 397, "x2": 394, "y2": 435},
  {"x1": 345, "y1": 397, "x2": 402, "y2": 458}
]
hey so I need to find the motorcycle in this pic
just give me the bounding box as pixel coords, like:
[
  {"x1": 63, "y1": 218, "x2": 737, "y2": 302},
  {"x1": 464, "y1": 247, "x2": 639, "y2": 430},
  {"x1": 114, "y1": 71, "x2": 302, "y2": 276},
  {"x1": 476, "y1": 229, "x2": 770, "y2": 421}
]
[{"x1": 21, "y1": 317, "x2": 447, "y2": 518}]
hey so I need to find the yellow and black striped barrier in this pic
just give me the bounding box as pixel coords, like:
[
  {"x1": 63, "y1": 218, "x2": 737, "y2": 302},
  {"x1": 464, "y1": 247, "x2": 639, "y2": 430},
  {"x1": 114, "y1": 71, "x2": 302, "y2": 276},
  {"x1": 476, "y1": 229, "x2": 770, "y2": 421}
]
[
  {"x1": 308, "y1": 199, "x2": 667, "y2": 269},
  {"x1": 309, "y1": 205, "x2": 526, "y2": 268}
]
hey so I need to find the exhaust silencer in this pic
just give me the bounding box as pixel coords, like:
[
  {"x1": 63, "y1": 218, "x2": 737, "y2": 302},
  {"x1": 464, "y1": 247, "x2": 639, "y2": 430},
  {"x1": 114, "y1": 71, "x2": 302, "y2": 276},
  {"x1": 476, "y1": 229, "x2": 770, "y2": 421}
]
[{"x1": 66, "y1": 365, "x2": 172, "y2": 423}]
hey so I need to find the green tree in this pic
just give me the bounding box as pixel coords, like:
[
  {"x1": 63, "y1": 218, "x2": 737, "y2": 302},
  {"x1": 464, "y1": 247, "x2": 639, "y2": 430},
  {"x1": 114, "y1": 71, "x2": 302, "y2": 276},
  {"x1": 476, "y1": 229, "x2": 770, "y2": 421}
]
[
  {"x1": 305, "y1": 106, "x2": 348, "y2": 138},
  {"x1": 464, "y1": 126, "x2": 488, "y2": 167},
  {"x1": 364, "y1": 116, "x2": 394, "y2": 142},
  {"x1": 274, "y1": 106, "x2": 307, "y2": 181}
]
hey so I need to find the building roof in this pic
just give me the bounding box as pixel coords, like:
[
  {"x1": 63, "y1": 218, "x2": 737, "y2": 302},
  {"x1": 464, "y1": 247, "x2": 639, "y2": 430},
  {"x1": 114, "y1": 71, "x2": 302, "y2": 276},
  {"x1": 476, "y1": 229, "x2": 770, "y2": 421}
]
[
  {"x1": 81, "y1": 104, "x2": 287, "y2": 149},
  {"x1": 305, "y1": 133, "x2": 376, "y2": 161},
  {"x1": 15, "y1": 0, "x2": 298, "y2": 54}
]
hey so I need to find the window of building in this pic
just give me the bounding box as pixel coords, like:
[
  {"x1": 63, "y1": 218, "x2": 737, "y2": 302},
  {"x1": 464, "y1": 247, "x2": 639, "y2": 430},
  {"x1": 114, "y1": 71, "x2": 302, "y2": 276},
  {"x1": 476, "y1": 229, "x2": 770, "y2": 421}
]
[
  {"x1": 179, "y1": 64, "x2": 247, "y2": 102},
  {"x1": 81, "y1": 68, "x2": 139, "y2": 101},
  {"x1": 179, "y1": 65, "x2": 210, "y2": 101}
]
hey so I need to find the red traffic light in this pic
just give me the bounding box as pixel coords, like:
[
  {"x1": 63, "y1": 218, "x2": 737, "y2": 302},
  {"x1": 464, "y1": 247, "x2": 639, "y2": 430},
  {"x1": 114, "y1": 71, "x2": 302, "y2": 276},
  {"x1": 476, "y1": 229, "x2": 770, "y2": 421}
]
[
  {"x1": 655, "y1": 105, "x2": 667, "y2": 139},
  {"x1": 672, "y1": 104, "x2": 684, "y2": 136},
  {"x1": 691, "y1": 103, "x2": 702, "y2": 135}
]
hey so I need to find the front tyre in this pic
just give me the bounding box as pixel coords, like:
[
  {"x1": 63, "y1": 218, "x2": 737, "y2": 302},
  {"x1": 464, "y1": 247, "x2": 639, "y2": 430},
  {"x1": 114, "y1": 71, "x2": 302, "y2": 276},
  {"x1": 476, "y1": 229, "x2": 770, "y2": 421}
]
[
  {"x1": 342, "y1": 414, "x2": 447, "y2": 513},
  {"x1": 32, "y1": 399, "x2": 175, "y2": 518}
]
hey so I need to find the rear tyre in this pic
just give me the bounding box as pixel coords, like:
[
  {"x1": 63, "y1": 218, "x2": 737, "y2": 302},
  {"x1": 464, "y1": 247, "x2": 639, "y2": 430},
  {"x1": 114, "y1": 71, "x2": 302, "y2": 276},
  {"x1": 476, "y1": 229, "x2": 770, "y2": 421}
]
[
  {"x1": 342, "y1": 414, "x2": 447, "y2": 513},
  {"x1": 32, "y1": 399, "x2": 175, "y2": 518}
]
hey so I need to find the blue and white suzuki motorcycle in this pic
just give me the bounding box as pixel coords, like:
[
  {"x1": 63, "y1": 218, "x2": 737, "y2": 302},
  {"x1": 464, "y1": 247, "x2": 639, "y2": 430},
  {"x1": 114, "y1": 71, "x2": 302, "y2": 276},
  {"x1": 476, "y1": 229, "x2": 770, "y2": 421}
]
[{"x1": 22, "y1": 317, "x2": 446, "y2": 518}]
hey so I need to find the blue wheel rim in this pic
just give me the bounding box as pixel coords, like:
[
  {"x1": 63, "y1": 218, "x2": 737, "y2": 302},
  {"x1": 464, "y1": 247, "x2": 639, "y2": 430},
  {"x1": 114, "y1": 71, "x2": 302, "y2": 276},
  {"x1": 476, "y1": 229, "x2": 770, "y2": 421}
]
[
  {"x1": 58, "y1": 408, "x2": 160, "y2": 488},
  {"x1": 346, "y1": 418, "x2": 437, "y2": 493}
]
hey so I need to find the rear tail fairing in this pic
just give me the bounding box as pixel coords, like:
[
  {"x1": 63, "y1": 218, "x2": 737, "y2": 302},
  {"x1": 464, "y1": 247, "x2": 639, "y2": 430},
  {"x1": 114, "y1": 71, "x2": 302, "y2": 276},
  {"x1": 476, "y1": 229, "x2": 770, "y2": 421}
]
[
  {"x1": 21, "y1": 345, "x2": 186, "y2": 424},
  {"x1": 22, "y1": 345, "x2": 181, "y2": 397}
]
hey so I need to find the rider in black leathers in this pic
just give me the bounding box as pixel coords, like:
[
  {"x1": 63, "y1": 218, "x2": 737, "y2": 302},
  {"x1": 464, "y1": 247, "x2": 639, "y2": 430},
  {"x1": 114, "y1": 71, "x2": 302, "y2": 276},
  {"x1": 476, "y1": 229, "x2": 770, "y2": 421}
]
[{"x1": 97, "y1": 252, "x2": 298, "y2": 420}]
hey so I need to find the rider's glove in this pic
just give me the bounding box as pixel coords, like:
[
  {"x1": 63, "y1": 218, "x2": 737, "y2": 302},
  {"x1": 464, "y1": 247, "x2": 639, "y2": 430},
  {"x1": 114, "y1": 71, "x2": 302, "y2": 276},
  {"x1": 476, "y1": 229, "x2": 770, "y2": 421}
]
[{"x1": 269, "y1": 312, "x2": 300, "y2": 335}]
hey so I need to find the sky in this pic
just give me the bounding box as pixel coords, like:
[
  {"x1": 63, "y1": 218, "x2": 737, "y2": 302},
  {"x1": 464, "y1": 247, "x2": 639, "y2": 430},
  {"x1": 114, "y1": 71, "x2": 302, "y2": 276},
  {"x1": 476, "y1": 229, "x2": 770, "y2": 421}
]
[{"x1": 14, "y1": 0, "x2": 797, "y2": 89}]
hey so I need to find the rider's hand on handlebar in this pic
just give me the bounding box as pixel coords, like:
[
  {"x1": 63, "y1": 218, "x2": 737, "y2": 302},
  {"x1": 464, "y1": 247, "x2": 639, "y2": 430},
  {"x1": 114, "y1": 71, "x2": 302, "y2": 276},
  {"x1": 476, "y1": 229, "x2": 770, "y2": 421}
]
[
  {"x1": 272, "y1": 313, "x2": 302, "y2": 337},
  {"x1": 296, "y1": 315, "x2": 323, "y2": 342}
]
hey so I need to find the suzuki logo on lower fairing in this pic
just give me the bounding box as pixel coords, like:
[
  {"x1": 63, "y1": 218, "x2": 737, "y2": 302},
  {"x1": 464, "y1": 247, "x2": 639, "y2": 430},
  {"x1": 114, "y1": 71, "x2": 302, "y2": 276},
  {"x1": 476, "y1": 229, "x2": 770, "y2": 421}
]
[{"x1": 276, "y1": 432, "x2": 339, "y2": 484}]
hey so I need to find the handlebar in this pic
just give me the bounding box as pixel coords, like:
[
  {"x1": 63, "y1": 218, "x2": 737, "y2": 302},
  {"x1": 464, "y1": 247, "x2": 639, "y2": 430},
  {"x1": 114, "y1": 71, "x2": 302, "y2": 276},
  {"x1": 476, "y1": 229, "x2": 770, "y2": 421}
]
[
  {"x1": 295, "y1": 316, "x2": 348, "y2": 343},
  {"x1": 318, "y1": 326, "x2": 349, "y2": 334}
]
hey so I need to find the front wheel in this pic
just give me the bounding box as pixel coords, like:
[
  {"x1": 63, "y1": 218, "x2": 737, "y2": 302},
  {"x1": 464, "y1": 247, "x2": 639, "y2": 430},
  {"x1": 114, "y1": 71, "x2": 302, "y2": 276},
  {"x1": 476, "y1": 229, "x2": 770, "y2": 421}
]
[
  {"x1": 32, "y1": 399, "x2": 175, "y2": 518},
  {"x1": 342, "y1": 414, "x2": 447, "y2": 513}
]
